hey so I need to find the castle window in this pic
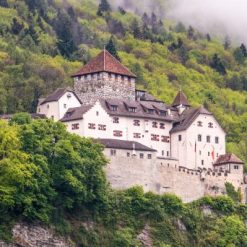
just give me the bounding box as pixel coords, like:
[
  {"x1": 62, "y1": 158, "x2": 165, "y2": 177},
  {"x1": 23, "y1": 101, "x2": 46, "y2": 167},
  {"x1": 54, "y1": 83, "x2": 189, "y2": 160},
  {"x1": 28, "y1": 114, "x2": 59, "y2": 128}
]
[
  {"x1": 129, "y1": 107, "x2": 136, "y2": 113},
  {"x1": 208, "y1": 152, "x2": 210, "y2": 156},
  {"x1": 67, "y1": 93, "x2": 71, "y2": 99},
  {"x1": 88, "y1": 123, "x2": 96, "y2": 129},
  {"x1": 108, "y1": 73, "x2": 111, "y2": 79},
  {"x1": 215, "y1": 137, "x2": 219, "y2": 144},
  {"x1": 97, "y1": 73, "x2": 100, "y2": 80},
  {"x1": 160, "y1": 123, "x2": 165, "y2": 129},
  {"x1": 151, "y1": 134, "x2": 159, "y2": 141},
  {"x1": 128, "y1": 77, "x2": 131, "y2": 83},
  {"x1": 113, "y1": 117, "x2": 119, "y2": 123},
  {"x1": 152, "y1": 121, "x2": 158, "y2": 128},
  {"x1": 178, "y1": 135, "x2": 182, "y2": 141},
  {"x1": 96, "y1": 111, "x2": 99, "y2": 116},
  {"x1": 64, "y1": 104, "x2": 67, "y2": 109},
  {"x1": 162, "y1": 150, "x2": 164, "y2": 156},
  {"x1": 160, "y1": 111, "x2": 166, "y2": 116},
  {"x1": 167, "y1": 151, "x2": 169, "y2": 157},
  {"x1": 199, "y1": 151, "x2": 202, "y2": 155},
  {"x1": 147, "y1": 109, "x2": 154, "y2": 114},
  {"x1": 110, "y1": 105, "x2": 118, "y2": 111},
  {"x1": 115, "y1": 74, "x2": 118, "y2": 80},
  {"x1": 206, "y1": 136, "x2": 211, "y2": 143},
  {"x1": 38, "y1": 108, "x2": 40, "y2": 113},
  {"x1": 201, "y1": 160, "x2": 204, "y2": 165},
  {"x1": 98, "y1": 124, "x2": 106, "y2": 131},
  {"x1": 208, "y1": 122, "x2": 213, "y2": 128},
  {"x1": 133, "y1": 120, "x2": 140, "y2": 126},
  {"x1": 197, "y1": 121, "x2": 203, "y2": 127},
  {"x1": 198, "y1": 134, "x2": 202, "y2": 142},
  {"x1": 113, "y1": 130, "x2": 123, "y2": 137},
  {"x1": 121, "y1": 75, "x2": 124, "y2": 81},
  {"x1": 148, "y1": 154, "x2": 152, "y2": 159},
  {"x1": 133, "y1": 133, "x2": 141, "y2": 139},
  {"x1": 72, "y1": 123, "x2": 79, "y2": 130},
  {"x1": 51, "y1": 115, "x2": 54, "y2": 120},
  {"x1": 47, "y1": 104, "x2": 49, "y2": 109},
  {"x1": 161, "y1": 136, "x2": 170, "y2": 143},
  {"x1": 127, "y1": 152, "x2": 130, "y2": 157},
  {"x1": 234, "y1": 165, "x2": 239, "y2": 170},
  {"x1": 140, "y1": 153, "x2": 144, "y2": 159},
  {"x1": 110, "y1": 149, "x2": 116, "y2": 156}
]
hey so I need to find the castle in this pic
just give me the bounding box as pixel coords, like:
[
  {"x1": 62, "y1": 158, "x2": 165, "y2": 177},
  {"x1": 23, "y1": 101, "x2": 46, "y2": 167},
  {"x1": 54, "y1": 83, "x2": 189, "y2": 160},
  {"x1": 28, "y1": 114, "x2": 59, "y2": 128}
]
[{"x1": 37, "y1": 50, "x2": 246, "y2": 202}]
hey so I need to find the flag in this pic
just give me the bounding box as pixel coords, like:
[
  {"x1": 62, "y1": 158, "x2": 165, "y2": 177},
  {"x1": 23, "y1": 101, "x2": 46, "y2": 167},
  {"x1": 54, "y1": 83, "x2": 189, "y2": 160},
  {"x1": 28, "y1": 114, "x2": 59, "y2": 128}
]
[{"x1": 211, "y1": 146, "x2": 215, "y2": 160}]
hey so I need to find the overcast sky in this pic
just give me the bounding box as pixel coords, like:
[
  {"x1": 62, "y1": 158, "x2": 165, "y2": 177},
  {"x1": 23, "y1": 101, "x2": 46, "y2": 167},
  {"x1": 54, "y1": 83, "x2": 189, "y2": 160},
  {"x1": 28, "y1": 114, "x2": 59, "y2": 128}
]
[{"x1": 167, "y1": 0, "x2": 247, "y2": 44}]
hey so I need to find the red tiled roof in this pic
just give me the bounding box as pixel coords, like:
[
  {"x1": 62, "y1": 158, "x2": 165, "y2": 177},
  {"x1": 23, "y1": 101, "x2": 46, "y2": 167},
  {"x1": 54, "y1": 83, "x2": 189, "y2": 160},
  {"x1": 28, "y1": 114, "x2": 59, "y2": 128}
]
[
  {"x1": 72, "y1": 50, "x2": 136, "y2": 78},
  {"x1": 214, "y1": 154, "x2": 244, "y2": 166}
]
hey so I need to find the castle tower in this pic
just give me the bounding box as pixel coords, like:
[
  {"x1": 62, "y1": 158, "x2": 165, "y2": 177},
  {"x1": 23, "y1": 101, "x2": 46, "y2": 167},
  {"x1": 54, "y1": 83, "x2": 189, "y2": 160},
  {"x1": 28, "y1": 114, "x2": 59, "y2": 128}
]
[
  {"x1": 172, "y1": 90, "x2": 191, "y2": 114},
  {"x1": 72, "y1": 50, "x2": 136, "y2": 105}
]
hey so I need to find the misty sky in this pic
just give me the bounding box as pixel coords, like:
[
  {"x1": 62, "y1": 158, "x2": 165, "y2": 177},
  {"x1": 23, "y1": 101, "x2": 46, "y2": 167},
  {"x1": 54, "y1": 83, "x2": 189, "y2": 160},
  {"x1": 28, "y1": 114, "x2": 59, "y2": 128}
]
[
  {"x1": 110, "y1": 0, "x2": 247, "y2": 44},
  {"x1": 168, "y1": 0, "x2": 247, "y2": 44}
]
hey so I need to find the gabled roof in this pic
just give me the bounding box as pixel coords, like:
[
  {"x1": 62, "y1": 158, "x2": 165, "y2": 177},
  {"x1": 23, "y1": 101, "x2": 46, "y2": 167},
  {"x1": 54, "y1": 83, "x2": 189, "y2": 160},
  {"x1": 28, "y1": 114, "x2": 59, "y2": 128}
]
[
  {"x1": 214, "y1": 154, "x2": 244, "y2": 166},
  {"x1": 60, "y1": 105, "x2": 92, "y2": 122},
  {"x1": 172, "y1": 91, "x2": 190, "y2": 107},
  {"x1": 170, "y1": 106, "x2": 213, "y2": 133},
  {"x1": 72, "y1": 50, "x2": 136, "y2": 78},
  {"x1": 95, "y1": 138, "x2": 156, "y2": 152},
  {"x1": 40, "y1": 88, "x2": 82, "y2": 105}
]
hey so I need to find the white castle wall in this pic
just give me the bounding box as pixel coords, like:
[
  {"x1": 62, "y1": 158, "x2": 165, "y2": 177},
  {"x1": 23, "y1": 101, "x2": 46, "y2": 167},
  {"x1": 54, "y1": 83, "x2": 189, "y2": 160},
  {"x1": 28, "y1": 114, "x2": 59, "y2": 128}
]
[{"x1": 105, "y1": 151, "x2": 245, "y2": 203}]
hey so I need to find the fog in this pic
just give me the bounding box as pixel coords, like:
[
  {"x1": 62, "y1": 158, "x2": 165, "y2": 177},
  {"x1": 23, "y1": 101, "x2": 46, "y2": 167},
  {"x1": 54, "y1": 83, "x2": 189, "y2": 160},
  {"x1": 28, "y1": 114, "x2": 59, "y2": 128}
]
[
  {"x1": 168, "y1": 0, "x2": 247, "y2": 44},
  {"x1": 109, "y1": 0, "x2": 247, "y2": 44}
]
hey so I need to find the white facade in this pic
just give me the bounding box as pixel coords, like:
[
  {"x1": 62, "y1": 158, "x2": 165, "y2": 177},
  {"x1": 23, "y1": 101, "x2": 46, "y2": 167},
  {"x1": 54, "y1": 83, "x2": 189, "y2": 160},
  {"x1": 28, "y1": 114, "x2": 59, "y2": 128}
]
[
  {"x1": 37, "y1": 90, "x2": 81, "y2": 121},
  {"x1": 171, "y1": 114, "x2": 226, "y2": 169},
  {"x1": 64, "y1": 100, "x2": 172, "y2": 158}
]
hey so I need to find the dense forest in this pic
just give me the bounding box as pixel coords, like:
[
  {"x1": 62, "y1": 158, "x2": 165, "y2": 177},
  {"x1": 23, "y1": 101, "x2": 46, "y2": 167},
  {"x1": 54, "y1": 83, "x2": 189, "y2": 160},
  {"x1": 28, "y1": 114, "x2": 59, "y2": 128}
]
[{"x1": 0, "y1": 114, "x2": 247, "y2": 247}]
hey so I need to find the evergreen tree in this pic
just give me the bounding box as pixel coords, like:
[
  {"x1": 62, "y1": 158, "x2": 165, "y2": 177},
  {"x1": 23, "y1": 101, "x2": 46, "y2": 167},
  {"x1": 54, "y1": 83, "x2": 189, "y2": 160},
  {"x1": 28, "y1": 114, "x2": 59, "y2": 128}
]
[
  {"x1": 118, "y1": 6, "x2": 126, "y2": 15},
  {"x1": 131, "y1": 19, "x2": 142, "y2": 39},
  {"x1": 151, "y1": 12, "x2": 159, "y2": 34},
  {"x1": 206, "y1": 33, "x2": 211, "y2": 42},
  {"x1": 210, "y1": 54, "x2": 227, "y2": 75},
  {"x1": 233, "y1": 47, "x2": 245, "y2": 64},
  {"x1": 240, "y1": 43, "x2": 247, "y2": 57},
  {"x1": 142, "y1": 12, "x2": 150, "y2": 26},
  {"x1": 105, "y1": 36, "x2": 120, "y2": 61},
  {"x1": 142, "y1": 23, "x2": 152, "y2": 40},
  {"x1": 97, "y1": 0, "x2": 111, "y2": 15},
  {"x1": 55, "y1": 11, "x2": 76, "y2": 58},
  {"x1": 224, "y1": 36, "x2": 231, "y2": 50},
  {"x1": 0, "y1": 0, "x2": 8, "y2": 7},
  {"x1": 11, "y1": 18, "x2": 24, "y2": 35},
  {"x1": 175, "y1": 22, "x2": 186, "y2": 33},
  {"x1": 26, "y1": 24, "x2": 39, "y2": 44},
  {"x1": 187, "y1": 26, "x2": 194, "y2": 40}
]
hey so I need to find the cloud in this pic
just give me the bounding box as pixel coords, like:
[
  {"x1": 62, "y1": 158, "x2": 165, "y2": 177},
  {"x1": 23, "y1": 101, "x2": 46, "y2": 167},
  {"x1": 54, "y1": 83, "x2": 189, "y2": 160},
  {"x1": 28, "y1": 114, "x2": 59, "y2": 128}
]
[{"x1": 167, "y1": 0, "x2": 247, "y2": 44}]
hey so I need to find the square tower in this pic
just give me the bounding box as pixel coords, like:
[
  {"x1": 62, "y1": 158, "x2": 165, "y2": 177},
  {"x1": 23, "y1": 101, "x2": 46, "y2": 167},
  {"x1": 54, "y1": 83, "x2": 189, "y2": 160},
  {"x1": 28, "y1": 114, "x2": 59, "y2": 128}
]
[{"x1": 72, "y1": 50, "x2": 136, "y2": 105}]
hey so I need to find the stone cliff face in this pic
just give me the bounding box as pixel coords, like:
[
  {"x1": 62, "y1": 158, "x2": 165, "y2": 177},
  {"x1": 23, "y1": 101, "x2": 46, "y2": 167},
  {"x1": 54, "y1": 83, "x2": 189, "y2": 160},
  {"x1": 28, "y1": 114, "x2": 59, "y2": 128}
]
[{"x1": 0, "y1": 223, "x2": 73, "y2": 247}]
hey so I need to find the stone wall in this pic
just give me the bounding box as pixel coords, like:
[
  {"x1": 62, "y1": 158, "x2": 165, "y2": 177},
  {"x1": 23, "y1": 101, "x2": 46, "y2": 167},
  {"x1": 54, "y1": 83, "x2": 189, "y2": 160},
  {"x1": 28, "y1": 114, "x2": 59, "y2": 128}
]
[
  {"x1": 74, "y1": 72, "x2": 136, "y2": 105},
  {"x1": 105, "y1": 154, "x2": 246, "y2": 202}
]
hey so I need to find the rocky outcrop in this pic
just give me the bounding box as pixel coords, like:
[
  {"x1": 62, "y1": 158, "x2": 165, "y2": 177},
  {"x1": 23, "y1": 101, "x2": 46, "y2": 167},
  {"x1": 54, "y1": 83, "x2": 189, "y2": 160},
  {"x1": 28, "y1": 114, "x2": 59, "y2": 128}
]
[
  {"x1": 0, "y1": 223, "x2": 73, "y2": 247},
  {"x1": 137, "y1": 224, "x2": 153, "y2": 247}
]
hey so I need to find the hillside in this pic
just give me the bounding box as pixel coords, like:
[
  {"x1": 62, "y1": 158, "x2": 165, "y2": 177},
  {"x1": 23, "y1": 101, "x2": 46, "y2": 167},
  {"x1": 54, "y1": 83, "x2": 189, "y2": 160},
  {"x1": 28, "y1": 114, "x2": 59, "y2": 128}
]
[{"x1": 0, "y1": 0, "x2": 246, "y2": 165}]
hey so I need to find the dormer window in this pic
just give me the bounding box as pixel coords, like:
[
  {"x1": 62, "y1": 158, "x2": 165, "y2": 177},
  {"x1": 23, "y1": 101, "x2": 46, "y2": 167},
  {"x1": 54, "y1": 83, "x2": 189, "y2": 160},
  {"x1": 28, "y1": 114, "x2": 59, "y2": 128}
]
[
  {"x1": 147, "y1": 109, "x2": 154, "y2": 114},
  {"x1": 197, "y1": 121, "x2": 203, "y2": 127},
  {"x1": 129, "y1": 107, "x2": 136, "y2": 113},
  {"x1": 208, "y1": 122, "x2": 213, "y2": 128},
  {"x1": 110, "y1": 105, "x2": 118, "y2": 111},
  {"x1": 160, "y1": 110, "x2": 167, "y2": 116},
  {"x1": 67, "y1": 93, "x2": 71, "y2": 99}
]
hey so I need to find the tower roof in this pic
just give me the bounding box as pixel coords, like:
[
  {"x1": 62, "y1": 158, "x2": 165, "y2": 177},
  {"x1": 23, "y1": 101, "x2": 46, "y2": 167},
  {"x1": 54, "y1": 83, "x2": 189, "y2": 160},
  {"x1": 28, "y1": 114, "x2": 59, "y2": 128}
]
[
  {"x1": 172, "y1": 91, "x2": 190, "y2": 107},
  {"x1": 214, "y1": 154, "x2": 244, "y2": 166},
  {"x1": 72, "y1": 50, "x2": 136, "y2": 78}
]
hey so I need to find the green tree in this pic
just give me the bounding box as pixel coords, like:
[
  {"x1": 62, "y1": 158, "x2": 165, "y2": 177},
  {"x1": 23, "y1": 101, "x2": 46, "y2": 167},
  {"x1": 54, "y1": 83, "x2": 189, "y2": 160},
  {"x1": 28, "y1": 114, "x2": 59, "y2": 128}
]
[
  {"x1": 210, "y1": 54, "x2": 227, "y2": 75},
  {"x1": 10, "y1": 112, "x2": 32, "y2": 125},
  {"x1": 97, "y1": 0, "x2": 111, "y2": 16},
  {"x1": 0, "y1": 0, "x2": 8, "y2": 7},
  {"x1": 106, "y1": 36, "x2": 120, "y2": 61}
]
